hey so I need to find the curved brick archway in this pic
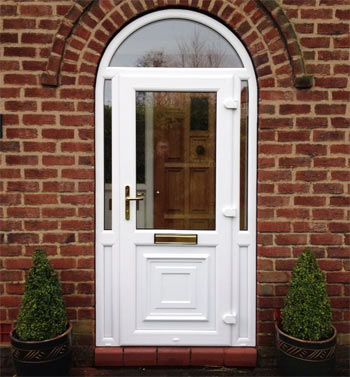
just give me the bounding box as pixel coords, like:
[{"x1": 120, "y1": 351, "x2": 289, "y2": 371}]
[{"x1": 40, "y1": 0, "x2": 312, "y2": 88}]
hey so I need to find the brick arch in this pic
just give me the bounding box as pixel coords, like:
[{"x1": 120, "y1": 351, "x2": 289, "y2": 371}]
[{"x1": 40, "y1": 0, "x2": 312, "y2": 88}]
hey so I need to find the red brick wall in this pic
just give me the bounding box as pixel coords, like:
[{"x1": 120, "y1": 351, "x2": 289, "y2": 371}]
[
  {"x1": 256, "y1": 0, "x2": 350, "y2": 348},
  {"x1": 0, "y1": 0, "x2": 349, "y2": 358}
]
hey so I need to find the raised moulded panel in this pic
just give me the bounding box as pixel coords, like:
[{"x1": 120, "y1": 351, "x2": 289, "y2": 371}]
[
  {"x1": 103, "y1": 246, "x2": 113, "y2": 338},
  {"x1": 153, "y1": 266, "x2": 196, "y2": 308},
  {"x1": 239, "y1": 246, "x2": 249, "y2": 339},
  {"x1": 136, "y1": 246, "x2": 216, "y2": 330}
]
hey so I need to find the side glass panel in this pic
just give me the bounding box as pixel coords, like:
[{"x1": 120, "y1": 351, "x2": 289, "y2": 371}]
[
  {"x1": 240, "y1": 81, "x2": 248, "y2": 231},
  {"x1": 136, "y1": 91, "x2": 216, "y2": 230},
  {"x1": 110, "y1": 19, "x2": 243, "y2": 68},
  {"x1": 104, "y1": 80, "x2": 112, "y2": 230}
]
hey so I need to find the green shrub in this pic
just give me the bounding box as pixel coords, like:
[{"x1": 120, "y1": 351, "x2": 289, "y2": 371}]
[
  {"x1": 281, "y1": 248, "x2": 332, "y2": 341},
  {"x1": 16, "y1": 250, "x2": 68, "y2": 341}
]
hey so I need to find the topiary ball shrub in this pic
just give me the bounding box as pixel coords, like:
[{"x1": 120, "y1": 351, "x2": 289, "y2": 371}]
[
  {"x1": 281, "y1": 248, "x2": 332, "y2": 341},
  {"x1": 16, "y1": 250, "x2": 68, "y2": 341}
]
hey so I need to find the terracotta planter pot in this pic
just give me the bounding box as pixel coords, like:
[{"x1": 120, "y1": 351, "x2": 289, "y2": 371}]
[
  {"x1": 10, "y1": 323, "x2": 72, "y2": 377},
  {"x1": 275, "y1": 322, "x2": 337, "y2": 376}
]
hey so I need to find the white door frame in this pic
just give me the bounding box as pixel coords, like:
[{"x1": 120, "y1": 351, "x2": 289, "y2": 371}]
[{"x1": 95, "y1": 9, "x2": 257, "y2": 347}]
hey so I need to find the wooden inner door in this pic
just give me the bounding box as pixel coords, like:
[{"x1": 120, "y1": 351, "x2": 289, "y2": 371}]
[
  {"x1": 136, "y1": 91, "x2": 216, "y2": 230},
  {"x1": 152, "y1": 92, "x2": 216, "y2": 230}
]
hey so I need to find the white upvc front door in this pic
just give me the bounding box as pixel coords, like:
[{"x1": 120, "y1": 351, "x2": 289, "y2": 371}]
[
  {"x1": 119, "y1": 71, "x2": 235, "y2": 345},
  {"x1": 96, "y1": 69, "x2": 256, "y2": 347}
]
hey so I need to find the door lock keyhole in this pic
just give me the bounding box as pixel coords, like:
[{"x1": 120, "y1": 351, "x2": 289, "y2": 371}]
[{"x1": 196, "y1": 145, "x2": 205, "y2": 155}]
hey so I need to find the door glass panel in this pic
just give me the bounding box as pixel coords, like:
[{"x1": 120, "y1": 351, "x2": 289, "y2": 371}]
[
  {"x1": 136, "y1": 91, "x2": 216, "y2": 230},
  {"x1": 110, "y1": 19, "x2": 243, "y2": 68},
  {"x1": 104, "y1": 80, "x2": 112, "y2": 230},
  {"x1": 240, "y1": 81, "x2": 248, "y2": 231}
]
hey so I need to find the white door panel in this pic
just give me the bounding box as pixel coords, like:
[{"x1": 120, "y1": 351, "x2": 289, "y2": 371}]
[{"x1": 118, "y1": 72, "x2": 235, "y2": 345}]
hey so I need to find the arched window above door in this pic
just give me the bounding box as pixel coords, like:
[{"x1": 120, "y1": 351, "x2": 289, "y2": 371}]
[{"x1": 109, "y1": 19, "x2": 243, "y2": 68}]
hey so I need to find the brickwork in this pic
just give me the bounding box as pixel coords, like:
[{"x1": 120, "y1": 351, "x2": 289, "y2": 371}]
[{"x1": 0, "y1": 0, "x2": 349, "y2": 365}]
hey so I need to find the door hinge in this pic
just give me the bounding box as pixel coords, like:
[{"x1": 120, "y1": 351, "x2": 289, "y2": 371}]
[
  {"x1": 223, "y1": 313, "x2": 237, "y2": 325},
  {"x1": 224, "y1": 98, "x2": 238, "y2": 109},
  {"x1": 223, "y1": 207, "x2": 237, "y2": 218}
]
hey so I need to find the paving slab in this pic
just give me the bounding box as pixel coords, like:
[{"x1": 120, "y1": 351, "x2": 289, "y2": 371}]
[
  {"x1": 69, "y1": 367, "x2": 281, "y2": 377},
  {"x1": 2, "y1": 366, "x2": 349, "y2": 377},
  {"x1": 69, "y1": 366, "x2": 350, "y2": 377}
]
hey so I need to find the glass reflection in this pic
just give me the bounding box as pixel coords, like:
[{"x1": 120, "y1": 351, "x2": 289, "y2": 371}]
[
  {"x1": 104, "y1": 80, "x2": 112, "y2": 230},
  {"x1": 240, "y1": 81, "x2": 248, "y2": 231},
  {"x1": 136, "y1": 91, "x2": 216, "y2": 230},
  {"x1": 110, "y1": 19, "x2": 243, "y2": 68}
]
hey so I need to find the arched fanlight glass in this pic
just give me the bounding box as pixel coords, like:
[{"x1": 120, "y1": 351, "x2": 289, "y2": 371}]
[{"x1": 109, "y1": 19, "x2": 243, "y2": 68}]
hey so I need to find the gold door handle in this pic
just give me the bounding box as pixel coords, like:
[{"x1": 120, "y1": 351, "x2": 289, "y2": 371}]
[{"x1": 125, "y1": 185, "x2": 144, "y2": 220}]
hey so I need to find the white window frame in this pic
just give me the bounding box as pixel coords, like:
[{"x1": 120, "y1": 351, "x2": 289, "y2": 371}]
[{"x1": 95, "y1": 9, "x2": 257, "y2": 347}]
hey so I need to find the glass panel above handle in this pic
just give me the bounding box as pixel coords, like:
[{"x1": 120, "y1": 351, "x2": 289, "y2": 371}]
[{"x1": 136, "y1": 91, "x2": 217, "y2": 230}]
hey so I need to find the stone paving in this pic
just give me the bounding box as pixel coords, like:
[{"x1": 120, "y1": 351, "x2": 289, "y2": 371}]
[
  {"x1": 69, "y1": 367, "x2": 281, "y2": 377},
  {"x1": 2, "y1": 365, "x2": 350, "y2": 376},
  {"x1": 68, "y1": 366, "x2": 350, "y2": 377}
]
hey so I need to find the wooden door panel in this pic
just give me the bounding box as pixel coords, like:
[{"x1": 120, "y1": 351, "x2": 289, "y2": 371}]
[
  {"x1": 167, "y1": 119, "x2": 184, "y2": 162},
  {"x1": 153, "y1": 92, "x2": 216, "y2": 230},
  {"x1": 190, "y1": 137, "x2": 210, "y2": 162},
  {"x1": 189, "y1": 168, "x2": 210, "y2": 214},
  {"x1": 154, "y1": 117, "x2": 184, "y2": 162},
  {"x1": 189, "y1": 219, "x2": 210, "y2": 229},
  {"x1": 165, "y1": 168, "x2": 185, "y2": 214},
  {"x1": 166, "y1": 219, "x2": 185, "y2": 229}
]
